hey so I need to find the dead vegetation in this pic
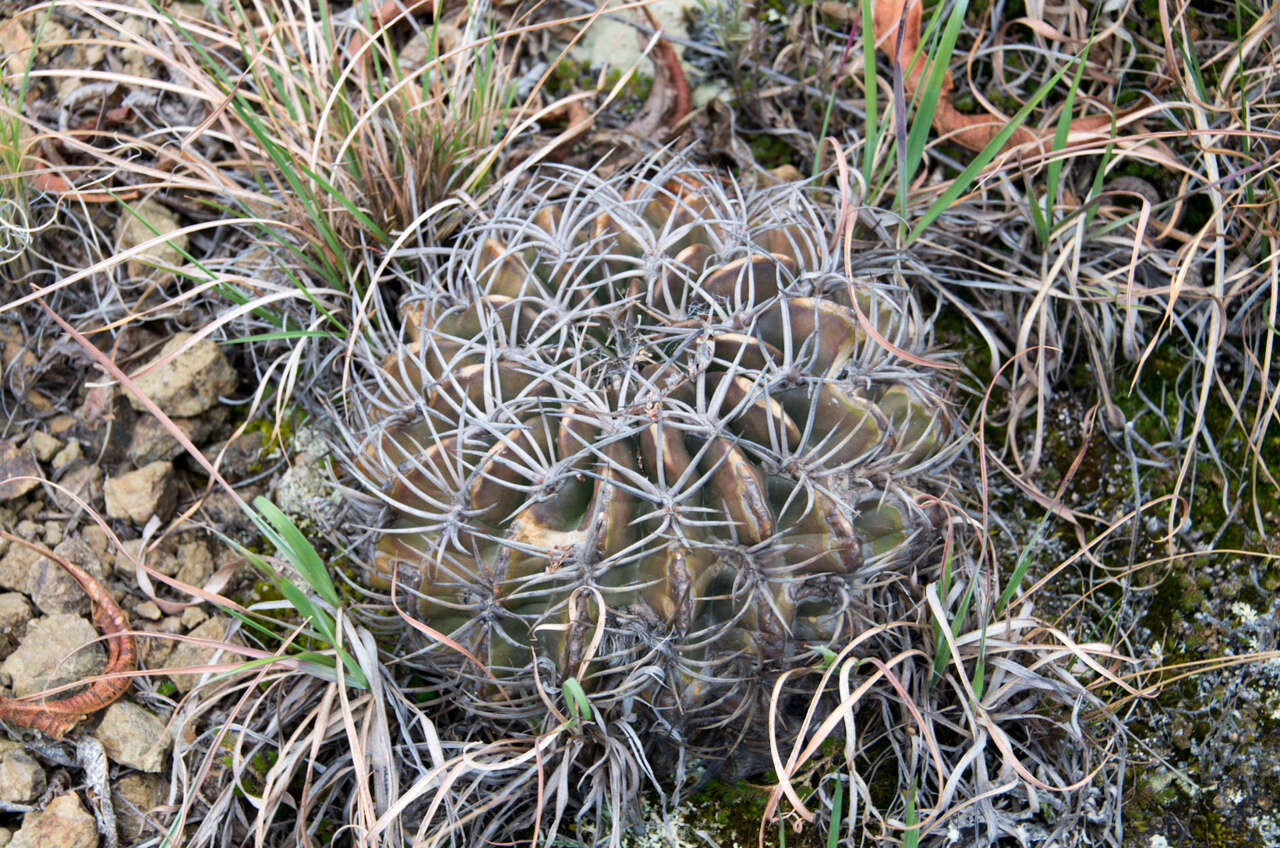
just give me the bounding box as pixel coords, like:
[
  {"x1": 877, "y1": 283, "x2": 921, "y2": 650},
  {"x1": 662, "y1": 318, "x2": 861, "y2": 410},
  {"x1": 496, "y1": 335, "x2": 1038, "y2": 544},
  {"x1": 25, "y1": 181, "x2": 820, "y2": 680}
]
[{"x1": 0, "y1": 0, "x2": 1276, "y2": 845}]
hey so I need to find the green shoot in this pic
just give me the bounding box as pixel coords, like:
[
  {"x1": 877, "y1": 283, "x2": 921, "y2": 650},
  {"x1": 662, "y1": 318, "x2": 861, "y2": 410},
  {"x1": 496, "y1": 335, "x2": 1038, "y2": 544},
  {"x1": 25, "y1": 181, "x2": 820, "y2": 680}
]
[
  {"x1": 902, "y1": 779, "x2": 919, "y2": 848},
  {"x1": 994, "y1": 513, "x2": 1049, "y2": 616},
  {"x1": 859, "y1": 0, "x2": 879, "y2": 189},
  {"x1": 1026, "y1": 171, "x2": 1050, "y2": 247},
  {"x1": 1081, "y1": 123, "x2": 1118, "y2": 233},
  {"x1": 253, "y1": 496, "x2": 339, "y2": 607},
  {"x1": 219, "y1": 497, "x2": 368, "y2": 689},
  {"x1": 930, "y1": 547, "x2": 974, "y2": 686},
  {"x1": 907, "y1": 44, "x2": 1086, "y2": 243},
  {"x1": 902, "y1": 0, "x2": 969, "y2": 194},
  {"x1": 826, "y1": 779, "x2": 843, "y2": 848},
  {"x1": 1041, "y1": 51, "x2": 1090, "y2": 242},
  {"x1": 563, "y1": 677, "x2": 591, "y2": 726}
]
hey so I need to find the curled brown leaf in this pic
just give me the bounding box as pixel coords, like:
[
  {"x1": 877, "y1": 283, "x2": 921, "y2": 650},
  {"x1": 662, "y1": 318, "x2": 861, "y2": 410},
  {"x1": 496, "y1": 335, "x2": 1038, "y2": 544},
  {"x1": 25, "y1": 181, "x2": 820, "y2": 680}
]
[
  {"x1": 872, "y1": 0, "x2": 1116, "y2": 153},
  {"x1": 0, "y1": 532, "x2": 137, "y2": 740}
]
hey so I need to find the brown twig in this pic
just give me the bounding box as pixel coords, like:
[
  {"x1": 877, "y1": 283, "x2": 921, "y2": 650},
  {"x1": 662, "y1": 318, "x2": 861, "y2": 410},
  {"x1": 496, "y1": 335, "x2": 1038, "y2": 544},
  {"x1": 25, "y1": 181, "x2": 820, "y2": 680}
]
[{"x1": 0, "y1": 532, "x2": 136, "y2": 740}]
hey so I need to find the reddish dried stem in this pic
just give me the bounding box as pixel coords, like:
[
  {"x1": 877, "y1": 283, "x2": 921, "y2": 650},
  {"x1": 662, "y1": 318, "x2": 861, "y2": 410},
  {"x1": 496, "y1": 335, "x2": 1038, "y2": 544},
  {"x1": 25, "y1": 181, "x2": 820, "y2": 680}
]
[
  {"x1": 642, "y1": 8, "x2": 691, "y2": 132},
  {"x1": 0, "y1": 532, "x2": 136, "y2": 740}
]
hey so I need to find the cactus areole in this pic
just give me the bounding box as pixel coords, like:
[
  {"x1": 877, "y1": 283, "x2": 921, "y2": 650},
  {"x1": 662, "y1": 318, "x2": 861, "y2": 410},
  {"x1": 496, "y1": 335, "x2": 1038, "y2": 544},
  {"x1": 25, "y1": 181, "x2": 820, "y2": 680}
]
[{"x1": 349, "y1": 162, "x2": 959, "y2": 748}]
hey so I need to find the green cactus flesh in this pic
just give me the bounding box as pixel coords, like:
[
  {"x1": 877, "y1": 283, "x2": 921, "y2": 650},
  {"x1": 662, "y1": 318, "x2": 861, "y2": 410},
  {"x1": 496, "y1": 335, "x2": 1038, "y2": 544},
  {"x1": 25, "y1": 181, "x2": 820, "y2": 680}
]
[{"x1": 352, "y1": 166, "x2": 956, "y2": 726}]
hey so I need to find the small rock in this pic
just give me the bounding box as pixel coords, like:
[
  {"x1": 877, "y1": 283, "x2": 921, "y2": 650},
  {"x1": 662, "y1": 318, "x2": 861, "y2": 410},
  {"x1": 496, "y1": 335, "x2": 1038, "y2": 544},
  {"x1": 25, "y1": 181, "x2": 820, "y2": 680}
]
[
  {"x1": 180, "y1": 606, "x2": 207, "y2": 629},
  {"x1": 128, "y1": 407, "x2": 226, "y2": 467},
  {"x1": 118, "y1": 15, "x2": 150, "y2": 79},
  {"x1": 196, "y1": 486, "x2": 261, "y2": 541},
  {"x1": 0, "y1": 542, "x2": 38, "y2": 594},
  {"x1": 24, "y1": 432, "x2": 61, "y2": 463},
  {"x1": 93, "y1": 701, "x2": 171, "y2": 773},
  {"x1": 116, "y1": 534, "x2": 210, "y2": 580},
  {"x1": 8, "y1": 792, "x2": 98, "y2": 848},
  {"x1": 0, "y1": 749, "x2": 45, "y2": 803},
  {"x1": 134, "y1": 601, "x2": 161, "y2": 621},
  {"x1": 0, "y1": 593, "x2": 32, "y2": 659},
  {"x1": 174, "y1": 542, "x2": 213, "y2": 588},
  {"x1": 292, "y1": 424, "x2": 330, "y2": 460},
  {"x1": 201, "y1": 429, "x2": 266, "y2": 480},
  {"x1": 171, "y1": 1, "x2": 212, "y2": 22},
  {"x1": 74, "y1": 391, "x2": 135, "y2": 468},
  {"x1": 137, "y1": 624, "x2": 175, "y2": 670},
  {"x1": 79, "y1": 526, "x2": 108, "y2": 557},
  {"x1": 47, "y1": 416, "x2": 75, "y2": 438},
  {"x1": 764, "y1": 164, "x2": 805, "y2": 185},
  {"x1": 167, "y1": 616, "x2": 244, "y2": 693},
  {"x1": 113, "y1": 773, "x2": 161, "y2": 842},
  {"x1": 127, "y1": 333, "x2": 237, "y2": 418},
  {"x1": 0, "y1": 441, "x2": 40, "y2": 501},
  {"x1": 49, "y1": 462, "x2": 103, "y2": 513},
  {"x1": 30, "y1": 536, "x2": 107, "y2": 616},
  {"x1": 50, "y1": 440, "x2": 81, "y2": 473},
  {"x1": 115, "y1": 197, "x2": 186, "y2": 287},
  {"x1": 112, "y1": 538, "x2": 146, "y2": 578},
  {"x1": 14, "y1": 517, "x2": 37, "y2": 536},
  {"x1": 274, "y1": 454, "x2": 338, "y2": 520},
  {"x1": 0, "y1": 323, "x2": 25, "y2": 366},
  {"x1": 33, "y1": 20, "x2": 70, "y2": 59},
  {"x1": 0, "y1": 18, "x2": 33, "y2": 78},
  {"x1": 397, "y1": 27, "x2": 438, "y2": 71},
  {"x1": 42, "y1": 521, "x2": 62, "y2": 547},
  {"x1": 1, "y1": 614, "x2": 106, "y2": 699},
  {"x1": 104, "y1": 461, "x2": 176, "y2": 524}
]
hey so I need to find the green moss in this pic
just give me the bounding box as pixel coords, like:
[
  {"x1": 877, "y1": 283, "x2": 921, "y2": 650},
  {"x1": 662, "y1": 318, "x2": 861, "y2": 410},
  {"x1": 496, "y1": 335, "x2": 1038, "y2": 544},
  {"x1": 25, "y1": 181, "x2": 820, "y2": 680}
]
[
  {"x1": 684, "y1": 778, "x2": 825, "y2": 848},
  {"x1": 544, "y1": 60, "x2": 653, "y2": 122},
  {"x1": 933, "y1": 295, "x2": 1280, "y2": 844},
  {"x1": 743, "y1": 132, "x2": 801, "y2": 170}
]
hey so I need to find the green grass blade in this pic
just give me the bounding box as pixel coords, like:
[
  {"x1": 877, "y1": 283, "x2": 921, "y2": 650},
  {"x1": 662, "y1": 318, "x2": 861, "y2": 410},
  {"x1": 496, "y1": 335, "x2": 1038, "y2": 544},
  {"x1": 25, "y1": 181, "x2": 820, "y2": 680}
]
[
  {"x1": 224, "y1": 330, "x2": 337, "y2": 343},
  {"x1": 972, "y1": 630, "x2": 986, "y2": 700},
  {"x1": 860, "y1": 0, "x2": 879, "y2": 188},
  {"x1": 563, "y1": 677, "x2": 591, "y2": 724},
  {"x1": 930, "y1": 547, "x2": 975, "y2": 685},
  {"x1": 907, "y1": 47, "x2": 1083, "y2": 243},
  {"x1": 254, "y1": 496, "x2": 339, "y2": 606},
  {"x1": 902, "y1": 779, "x2": 919, "y2": 848},
  {"x1": 995, "y1": 513, "x2": 1049, "y2": 616},
  {"x1": 826, "y1": 780, "x2": 843, "y2": 848},
  {"x1": 1082, "y1": 125, "x2": 1117, "y2": 233},
  {"x1": 903, "y1": 0, "x2": 969, "y2": 189},
  {"x1": 1044, "y1": 51, "x2": 1089, "y2": 231},
  {"x1": 1026, "y1": 176, "x2": 1049, "y2": 246}
]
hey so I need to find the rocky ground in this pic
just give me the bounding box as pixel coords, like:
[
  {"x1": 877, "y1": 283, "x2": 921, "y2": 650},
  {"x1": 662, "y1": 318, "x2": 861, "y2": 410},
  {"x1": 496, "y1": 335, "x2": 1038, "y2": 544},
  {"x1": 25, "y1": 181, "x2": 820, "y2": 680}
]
[{"x1": 0, "y1": 326, "x2": 266, "y2": 846}]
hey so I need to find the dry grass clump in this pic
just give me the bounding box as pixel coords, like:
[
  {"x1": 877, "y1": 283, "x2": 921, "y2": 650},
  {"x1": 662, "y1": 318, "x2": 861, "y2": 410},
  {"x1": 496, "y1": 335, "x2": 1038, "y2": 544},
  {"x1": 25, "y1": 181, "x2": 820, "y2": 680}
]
[
  {"x1": 2, "y1": 0, "x2": 553, "y2": 425},
  {"x1": 701, "y1": 0, "x2": 1277, "y2": 531},
  {"x1": 6, "y1": 0, "x2": 1265, "y2": 845}
]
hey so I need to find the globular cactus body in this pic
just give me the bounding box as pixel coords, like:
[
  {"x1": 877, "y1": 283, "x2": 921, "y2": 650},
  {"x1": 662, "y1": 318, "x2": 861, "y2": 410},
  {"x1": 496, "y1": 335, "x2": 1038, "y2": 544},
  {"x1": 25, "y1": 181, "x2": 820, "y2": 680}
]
[{"x1": 349, "y1": 163, "x2": 958, "y2": 742}]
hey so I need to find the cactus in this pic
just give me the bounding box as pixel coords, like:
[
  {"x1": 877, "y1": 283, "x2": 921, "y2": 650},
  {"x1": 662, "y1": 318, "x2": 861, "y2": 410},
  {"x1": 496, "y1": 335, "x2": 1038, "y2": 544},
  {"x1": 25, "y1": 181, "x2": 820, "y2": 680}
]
[{"x1": 345, "y1": 162, "x2": 960, "y2": 748}]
